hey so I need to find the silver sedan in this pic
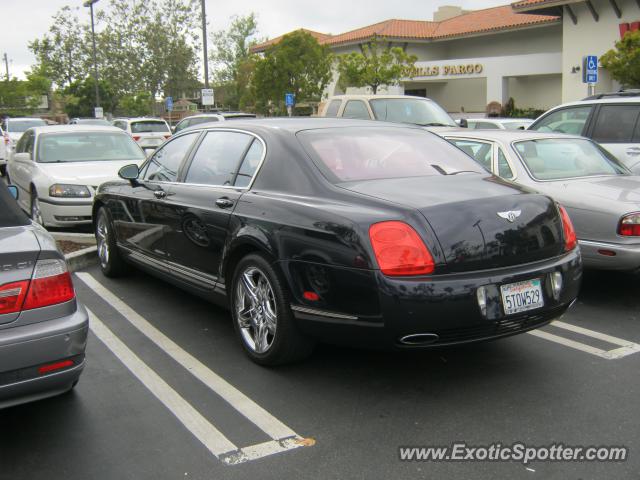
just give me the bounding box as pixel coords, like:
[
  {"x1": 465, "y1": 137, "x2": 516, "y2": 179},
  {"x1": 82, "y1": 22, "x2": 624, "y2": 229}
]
[{"x1": 443, "y1": 130, "x2": 640, "y2": 272}]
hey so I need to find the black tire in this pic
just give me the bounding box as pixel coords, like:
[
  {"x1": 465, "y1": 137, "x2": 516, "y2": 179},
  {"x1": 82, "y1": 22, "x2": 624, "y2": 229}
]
[
  {"x1": 95, "y1": 207, "x2": 130, "y2": 277},
  {"x1": 0, "y1": 164, "x2": 6, "y2": 177},
  {"x1": 230, "y1": 253, "x2": 314, "y2": 366},
  {"x1": 30, "y1": 190, "x2": 45, "y2": 227}
]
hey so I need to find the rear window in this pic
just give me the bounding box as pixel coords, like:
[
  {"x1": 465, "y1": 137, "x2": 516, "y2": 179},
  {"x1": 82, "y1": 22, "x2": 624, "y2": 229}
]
[
  {"x1": 513, "y1": 138, "x2": 629, "y2": 180},
  {"x1": 0, "y1": 184, "x2": 29, "y2": 227},
  {"x1": 298, "y1": 127, "x2": 485, "y2": 183},
  {"x1": 8, "y1": 119, "x2": 47, "y2": 132},
  {"x1": 175, "y1": 116, "x2": 218, "y2": 133},
  {"x1": 131, "y1": 121, "x2": 170, "y2": 133}
]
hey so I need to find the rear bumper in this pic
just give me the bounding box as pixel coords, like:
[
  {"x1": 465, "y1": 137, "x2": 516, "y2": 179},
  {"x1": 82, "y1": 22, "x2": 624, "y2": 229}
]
[
  {"x1": 291, "y1": 249, "x2": 582, "y2": 349},
  {"x1": 0, "y1": 304, "x2": 89, "y2": 409},
  {"x1": 579, "y1": 239, "x2": 640, "y2": 272}
]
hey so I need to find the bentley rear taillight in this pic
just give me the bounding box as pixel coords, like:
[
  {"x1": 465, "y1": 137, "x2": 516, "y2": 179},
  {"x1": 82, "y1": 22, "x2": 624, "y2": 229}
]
[
  {"x1": 369, "y1": 221, "x2": 435, "y2": 276},
  {"x1": 618, "y1": 212, "x2": 640, "y2": 237},
  {"x1": 558, "y1": 205, "x2": 577, "y2": 251}
]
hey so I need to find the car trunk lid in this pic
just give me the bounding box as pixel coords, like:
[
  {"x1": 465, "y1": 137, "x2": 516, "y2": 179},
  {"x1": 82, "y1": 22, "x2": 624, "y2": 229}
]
[{"x1": 341, "y1": 175, "x2": 566, "y2": 272}]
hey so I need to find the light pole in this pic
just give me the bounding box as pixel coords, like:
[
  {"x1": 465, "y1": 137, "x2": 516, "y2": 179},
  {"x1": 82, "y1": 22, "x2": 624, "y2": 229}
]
[
  {"x1": 201, "y1": 0, "x2": 209, "y2": 90},
  {"x1": 83, "y1": 0, "x2": 101, "y2": 115}
]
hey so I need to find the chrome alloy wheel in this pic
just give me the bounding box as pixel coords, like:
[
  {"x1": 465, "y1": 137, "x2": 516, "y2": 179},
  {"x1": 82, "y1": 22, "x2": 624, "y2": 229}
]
[
  {"x1": 31, "y1": 195, "x2": 44, "y2": 225},
  {"x1": 235, "y1": 266, "x2": 277, "y2": 354},
  {"x1": 96, "y1": 214, "x2": 110, "y2": 268}
]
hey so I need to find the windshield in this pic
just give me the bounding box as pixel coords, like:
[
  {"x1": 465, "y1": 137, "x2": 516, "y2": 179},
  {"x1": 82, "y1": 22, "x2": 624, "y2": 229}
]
[
  {"x1": 369, "y1": 98, "x2": 457, "y2": 127},
  {"x1": 513, "y1": 138, "x2": 630, "y2": 180},
  {"x1": 9, "y1": 119, "x2": 47, "y2": 132},
  {"x1": 131, "y1": 121, "x2": 170, "y2": 133},
  {"x1": 298, "y1": 127, "x2": 485, "y2": 183},
  {"x1": 37, "y1": 132, "x2": 146, "y2": 163}
]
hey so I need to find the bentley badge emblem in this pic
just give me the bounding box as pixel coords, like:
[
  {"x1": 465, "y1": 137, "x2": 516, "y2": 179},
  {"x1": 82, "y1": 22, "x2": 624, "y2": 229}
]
[{"x1": 497, "y1": 210, "x2": 521, "y2": 223}]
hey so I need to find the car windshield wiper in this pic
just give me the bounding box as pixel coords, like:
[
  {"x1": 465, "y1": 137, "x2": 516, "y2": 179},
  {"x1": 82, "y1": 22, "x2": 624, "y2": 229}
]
[{"x1": 431, "y1": 165, "x2": 478, "y2": 176}]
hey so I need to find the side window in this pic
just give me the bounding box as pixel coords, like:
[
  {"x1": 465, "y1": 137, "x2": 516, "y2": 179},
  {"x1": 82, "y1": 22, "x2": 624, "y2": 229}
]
[
  {"x1": 113, "y1": 121, "x2": 126, "y2": 130},
  {"x1": 25, "y1": 132, "x2": 35, "y2": 155},
  {"x1": 324, "y1": 100, "x2": 342, "y2": 118},
  {"x1": 143, "y1": 132, "x2": 199, "y2": 182},
  {"x1": 497, "y1": 148, "x2": 514, "y2": 179},
  {"x1": 234, "y1": 140, "x2": 264, "y2": 187},
  {"x1": 591, "y1": 105, "x2": 640, "y2": 143},
  {"x1": 531, "y1": 106, "x2": 592, "y2": 135},
  {"x1": 342, "y1": 101, "x2": 371, "y2": 120},
  {"x1": 15, "y1": 132, "x2": 28, "y2": 154},
  {"x1": 184, "y1": 131, "x2": 254, "y2": 186},
  {"x1": 448, "y1": 139, "x2": 493, "y2": 171}
]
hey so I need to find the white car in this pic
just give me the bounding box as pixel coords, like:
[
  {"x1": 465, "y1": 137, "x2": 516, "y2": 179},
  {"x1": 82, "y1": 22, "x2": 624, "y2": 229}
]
[
  {"x1": 172, "y1": 112, "x2": 257, "y2": 134},
  {"x1": 528, "y1": 91, "x2": 640, "y2": 173},
  {"x1": 112, "y1": 117, "x2": 171, "y2": 150},
  {"x1": 3, "y1": 117, "x2": 47, "y2": 160},
  {"x1": 7, "y1": 125, "x2": 146, "y2": 227},
  {"x1": 465, "y1": 118, "x2": 534, "y2": 130}
]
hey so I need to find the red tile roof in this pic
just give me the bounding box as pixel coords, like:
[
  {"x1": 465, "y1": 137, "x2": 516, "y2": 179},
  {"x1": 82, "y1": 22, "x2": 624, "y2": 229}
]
[
  {"x1": 252, "y1": 29, "x2": 333, "y2": 52},
  {"x1": 251, "y1": 5, "x2": 559, "y2": 53},
  {"x1": 512, "y1": 0, "x2": 575, "y2": 11}
]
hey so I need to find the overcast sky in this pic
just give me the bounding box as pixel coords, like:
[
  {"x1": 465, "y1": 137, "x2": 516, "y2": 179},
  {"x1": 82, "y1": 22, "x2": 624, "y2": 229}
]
[{"x1": 3, "y1": 0, "x2": 508, "y2": 79}]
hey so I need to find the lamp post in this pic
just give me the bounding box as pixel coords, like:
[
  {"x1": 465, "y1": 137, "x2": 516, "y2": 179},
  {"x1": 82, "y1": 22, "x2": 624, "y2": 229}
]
[{"x1": 83, "y1": 0, "x2": 101, "y2": 115}]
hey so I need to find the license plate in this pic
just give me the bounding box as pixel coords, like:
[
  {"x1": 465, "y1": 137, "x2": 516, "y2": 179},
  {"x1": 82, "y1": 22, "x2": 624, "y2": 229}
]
[{"x1": 500, "y1": 279, "x2": 544, "y2": 315}]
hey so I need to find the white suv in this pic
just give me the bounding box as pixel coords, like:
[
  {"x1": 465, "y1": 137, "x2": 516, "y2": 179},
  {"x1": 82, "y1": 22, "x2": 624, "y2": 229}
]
[
  {"x1": 112, "y1": 117, "x2": 171, "y2": 150},
  {"x1": 528, "y1": 92, "x2": 640, "y2": 173}
]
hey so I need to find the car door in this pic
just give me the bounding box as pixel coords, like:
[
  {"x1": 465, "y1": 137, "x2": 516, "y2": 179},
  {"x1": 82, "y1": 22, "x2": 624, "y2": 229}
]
[
  {"x1": 111, "y1": 131, "x2": 201, "y2": 262},
  {"x1": 163, "y1": 130, "x2": 265, "y2": 285},
  {"x1": 587, "y1": 103, "x2": 640, "y2": 173}
]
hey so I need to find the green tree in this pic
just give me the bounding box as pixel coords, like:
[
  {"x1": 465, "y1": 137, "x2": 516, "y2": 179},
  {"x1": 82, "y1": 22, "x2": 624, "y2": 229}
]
[
  {"x1": 252, "y1": 30, "x2": 333, "y2": 115},
  {"x1": 601, "y1": 30, "x2": 640, "y2": 88},
  {"x1": 118, "y1": 92, "x2": 153, "y2": 116},
  {"x1": 210, "y1": 13, "x2": 262, "y2": 109},
  {"x1": 336, "y1": 36, "x2": 417, "y2": 94},
  {"x1": 62, "y1": 78, "x2": 116, "y2": 117}
]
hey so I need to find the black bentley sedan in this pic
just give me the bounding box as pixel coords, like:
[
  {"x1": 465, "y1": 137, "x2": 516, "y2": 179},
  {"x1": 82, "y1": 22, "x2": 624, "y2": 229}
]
[{"x1": 93, "y1": 118, "x2": 582, "y2": 365}]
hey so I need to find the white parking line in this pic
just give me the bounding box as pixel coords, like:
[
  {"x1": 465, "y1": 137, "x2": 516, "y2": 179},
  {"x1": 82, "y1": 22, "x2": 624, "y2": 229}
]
[
  {"x1": 88, "y1": 309, "x2": 237, "y2": 457},
  {"x1": 527, "y1": 320, "x2": 640, "y2": 360},
  {"x1": 78, "y1": 274, "x2": 311, "y2": 464}
]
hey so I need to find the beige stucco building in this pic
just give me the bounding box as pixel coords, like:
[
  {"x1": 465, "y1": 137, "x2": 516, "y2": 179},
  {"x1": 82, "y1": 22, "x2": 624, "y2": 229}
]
[{"x1": 253, "y1": 1, "x2": 640, "y2": 113}]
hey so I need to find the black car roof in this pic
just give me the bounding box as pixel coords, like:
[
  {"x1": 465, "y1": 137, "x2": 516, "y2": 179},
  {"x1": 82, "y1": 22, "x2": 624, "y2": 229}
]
[{"x1": 183, "y1": 117, "x2": 421, "y2": 133}]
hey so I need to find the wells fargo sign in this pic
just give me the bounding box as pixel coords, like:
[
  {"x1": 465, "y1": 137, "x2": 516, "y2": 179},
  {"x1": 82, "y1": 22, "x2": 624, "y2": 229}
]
[{"x1": 411, "y1": 64, "x2": 484, "y2": 77}]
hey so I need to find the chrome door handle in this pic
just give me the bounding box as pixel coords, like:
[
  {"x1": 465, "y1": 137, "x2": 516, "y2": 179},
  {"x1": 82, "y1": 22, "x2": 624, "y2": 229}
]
[
  {"x1": 215, "y1": 198, "x2": 234, "y2": 209},
  {"x1": 626, "y1": 147, "x2": 640, "y2": 156},
  {"x1": 153, "y1": 189, "x2": 167, "y2": 199}
]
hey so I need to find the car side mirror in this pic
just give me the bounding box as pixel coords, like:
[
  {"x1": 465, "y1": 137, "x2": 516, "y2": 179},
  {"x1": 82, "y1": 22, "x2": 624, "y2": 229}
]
[
  {"x1": 118, "y1": 164, "x2": 140, "y2": 182},
  {"x1": 458, "y1": 118, "x2": 468, "y2": 128},
  {"x1": 7, "y1": 185, "x2": 18, "y2": 199},
  {"x1": 13, "y1": 152, "x2": 32, "y2": 162}
]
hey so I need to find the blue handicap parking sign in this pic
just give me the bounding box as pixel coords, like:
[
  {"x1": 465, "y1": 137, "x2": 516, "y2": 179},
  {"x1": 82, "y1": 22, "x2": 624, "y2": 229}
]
[
  {"x1": 285, "y1": 93, "x2": 295, "y2": 107},
  {"x1": 583, "y1": 56, "x2": 598, "y2": 84},
  {"x1": 166, "y1": 96, "x2": 174, "y2": 111}
]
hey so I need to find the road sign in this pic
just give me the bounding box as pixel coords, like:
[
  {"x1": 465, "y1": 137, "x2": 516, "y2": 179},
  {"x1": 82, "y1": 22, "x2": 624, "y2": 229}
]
[
  {"x1": 285, "y1": 93, "x2": 295, "y2": 107},
  {"x1": 583, "y1": 55, "x2": 598, "y2": 84},
  {"x1": 201, "y1": 88, "x2": 214, "y2": 106},
  {"x1": 94, "y1": 107, "x2": 103, "y2": 118},
  {"x1": 165, "y1": 96, "x2": 173, "y2": 112}
]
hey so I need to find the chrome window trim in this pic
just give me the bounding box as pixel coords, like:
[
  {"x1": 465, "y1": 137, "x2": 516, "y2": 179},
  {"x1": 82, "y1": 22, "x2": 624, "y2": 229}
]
[{"x1": 179, "y1": 127, "x2": 267, "y2": 190}]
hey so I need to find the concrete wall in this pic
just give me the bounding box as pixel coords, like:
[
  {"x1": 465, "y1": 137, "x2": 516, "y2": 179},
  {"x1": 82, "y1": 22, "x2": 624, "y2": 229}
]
[
  {"x1": 561, "y1": 0, "x2": 639, "y2": 102},
  {"x1": 507, "y1": 74, "x2": 562, "y2": 110}
]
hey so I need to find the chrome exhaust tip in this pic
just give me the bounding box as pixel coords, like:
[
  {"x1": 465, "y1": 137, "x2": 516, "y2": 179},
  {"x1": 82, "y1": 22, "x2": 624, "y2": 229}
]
[{"x1": 399, "y1": 333, "x2": 440, "y2": 346}]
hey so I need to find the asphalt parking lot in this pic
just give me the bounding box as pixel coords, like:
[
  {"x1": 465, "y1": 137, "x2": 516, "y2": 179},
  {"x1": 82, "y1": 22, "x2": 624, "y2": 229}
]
[{"x1": 1, "y1": 264, "x2": 640, "y2": 480}]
